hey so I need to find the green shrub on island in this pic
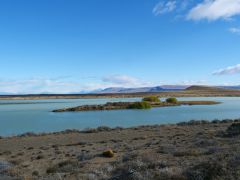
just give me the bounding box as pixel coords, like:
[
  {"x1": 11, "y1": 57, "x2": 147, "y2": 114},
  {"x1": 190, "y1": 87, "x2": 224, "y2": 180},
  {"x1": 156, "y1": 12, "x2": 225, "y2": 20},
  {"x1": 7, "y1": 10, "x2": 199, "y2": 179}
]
[
  {"x1": 166, "y1": 97, "x2": 178, "y2": 104},
  {"x1": 142, "y1": 96, "x2": 161, "y2": 103},
  {"x1": 128, "y1": 101, "x2": 152, "y2": 109}
]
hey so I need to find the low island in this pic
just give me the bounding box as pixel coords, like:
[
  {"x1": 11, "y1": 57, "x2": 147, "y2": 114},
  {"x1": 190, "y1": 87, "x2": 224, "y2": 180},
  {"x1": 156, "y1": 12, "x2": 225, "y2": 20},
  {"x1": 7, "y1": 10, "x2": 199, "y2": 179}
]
[{"x1": 52, "y1": 97, "x2": 220, "y2": 112}]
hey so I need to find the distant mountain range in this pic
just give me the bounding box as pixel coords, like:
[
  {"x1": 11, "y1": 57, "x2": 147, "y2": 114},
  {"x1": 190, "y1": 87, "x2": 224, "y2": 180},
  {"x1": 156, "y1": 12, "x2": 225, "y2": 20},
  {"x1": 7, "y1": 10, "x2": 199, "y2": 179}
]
[
  {"x1": 93, "y1": 85, "x2": 240, "y2": 94},
  {"x1": 1, "y1": 85, "x2": 240, "y2": 95},
  {"x1": 93, "y1": 85, "x2": 189, "y2": 94},
  {"x1": 220, "y1": 86, "x2": 240, "y2": 90}
]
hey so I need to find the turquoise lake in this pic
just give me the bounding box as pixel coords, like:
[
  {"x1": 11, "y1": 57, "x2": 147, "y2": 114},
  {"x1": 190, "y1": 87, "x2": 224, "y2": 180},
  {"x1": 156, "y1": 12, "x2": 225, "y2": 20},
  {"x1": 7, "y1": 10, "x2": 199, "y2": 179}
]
[{"x1": 0, "y1": 97, "x2": 240, "y2": 136}]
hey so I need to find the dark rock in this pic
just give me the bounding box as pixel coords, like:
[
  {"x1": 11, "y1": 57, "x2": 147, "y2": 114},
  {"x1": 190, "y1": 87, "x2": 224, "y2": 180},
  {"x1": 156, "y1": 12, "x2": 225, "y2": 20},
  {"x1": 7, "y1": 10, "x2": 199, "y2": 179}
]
[{"x1": 225, "y1": 123, "x2": 240, "y2": 137}]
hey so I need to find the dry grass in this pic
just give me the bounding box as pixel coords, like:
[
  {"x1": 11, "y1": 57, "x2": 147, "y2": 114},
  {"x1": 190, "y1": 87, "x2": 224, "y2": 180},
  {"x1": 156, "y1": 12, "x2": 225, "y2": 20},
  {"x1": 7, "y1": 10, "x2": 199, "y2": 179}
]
[{"x1": 0, "y1": 120, "x2": 240, "y2": 179}]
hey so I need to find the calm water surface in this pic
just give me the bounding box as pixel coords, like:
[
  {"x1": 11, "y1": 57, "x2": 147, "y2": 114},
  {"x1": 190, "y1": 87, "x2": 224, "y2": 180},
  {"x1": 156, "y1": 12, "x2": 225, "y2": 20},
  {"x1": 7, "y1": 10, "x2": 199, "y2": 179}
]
[{"x1": 0, "y1": 97, "x2": 240, "y2": 136}]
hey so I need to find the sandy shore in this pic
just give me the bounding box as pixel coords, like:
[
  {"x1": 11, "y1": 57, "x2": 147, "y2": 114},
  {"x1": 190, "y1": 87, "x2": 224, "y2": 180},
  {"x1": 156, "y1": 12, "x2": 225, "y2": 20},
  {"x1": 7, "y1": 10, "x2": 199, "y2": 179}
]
[{"x1": 0, "y1": 119, "x2": 240, "y2": 179}]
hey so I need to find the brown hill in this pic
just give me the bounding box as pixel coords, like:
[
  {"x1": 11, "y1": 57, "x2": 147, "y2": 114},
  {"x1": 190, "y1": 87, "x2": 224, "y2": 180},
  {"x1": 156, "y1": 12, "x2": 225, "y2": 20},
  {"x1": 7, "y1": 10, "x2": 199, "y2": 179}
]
[{"x1": 186, "y1": 85, "x2": 229, "y2": 91}]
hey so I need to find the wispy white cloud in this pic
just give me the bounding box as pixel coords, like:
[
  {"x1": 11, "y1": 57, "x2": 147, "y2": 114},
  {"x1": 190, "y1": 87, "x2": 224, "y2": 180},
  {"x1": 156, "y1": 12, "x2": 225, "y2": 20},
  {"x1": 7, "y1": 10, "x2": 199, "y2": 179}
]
[
  {"x1": 0, "y1": 78, "x2": 83, "y2": 94},
  {"x1": 228, "y1": 27, "x2": 240, "y2": 34},
  {"x1": 153, "y1": 0, "x2": 240, "y2": 22},
  {"x1": 178, "y1": 80, "x2": 208, "y2": 85},
  {"x1": 102, "y1": 75, "x2": 138, "y2": 85},
  {"x1": 153, "y1": 0, "x2": 196, "y2": 17},
  {"x1": 153, "y1": 1, "x2": 177, "y2": 16},
  {"x1": 0, "y1": 75, "x2": 160, "y2": 94},
  {"x1": 187, "y1": 0, "x2": 240, "y2": 21},
  {"x1": 4, "y1": 73, "x2": 236, "y2": 94},
  {"x1": 102, "y1": 75, "x2": 154, "y2": 87},
  {"x1": 213, "y1": 64, "x2": 240, "y2": 75},
  {"x1": 179, "y1": 0, "x2": 191, "y2": 11}
]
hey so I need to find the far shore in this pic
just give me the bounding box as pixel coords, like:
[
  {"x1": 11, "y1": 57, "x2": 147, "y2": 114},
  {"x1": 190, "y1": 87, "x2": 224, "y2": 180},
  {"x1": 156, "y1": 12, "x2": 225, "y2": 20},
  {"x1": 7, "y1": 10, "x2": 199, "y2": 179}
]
[{"x1": 1, "y1": 89, "x2": 240, "y2": 100}]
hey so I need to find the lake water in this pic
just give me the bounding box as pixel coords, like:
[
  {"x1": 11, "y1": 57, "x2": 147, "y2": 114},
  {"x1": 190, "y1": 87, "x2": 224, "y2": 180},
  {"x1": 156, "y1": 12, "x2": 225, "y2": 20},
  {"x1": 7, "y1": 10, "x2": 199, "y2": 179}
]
[{"x1": 0, "y1": 97, "x2": 240, "y2": 136}]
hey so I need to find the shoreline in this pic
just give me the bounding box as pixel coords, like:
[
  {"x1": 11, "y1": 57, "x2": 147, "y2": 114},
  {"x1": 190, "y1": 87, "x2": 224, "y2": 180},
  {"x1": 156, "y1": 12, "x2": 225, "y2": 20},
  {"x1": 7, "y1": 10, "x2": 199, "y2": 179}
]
[
  {"x1": 0, "y1": 119, "x2": 239, "y2": 179},
  {"x1": 1, "y1": 118, "x2": 239, "y2": 138}
]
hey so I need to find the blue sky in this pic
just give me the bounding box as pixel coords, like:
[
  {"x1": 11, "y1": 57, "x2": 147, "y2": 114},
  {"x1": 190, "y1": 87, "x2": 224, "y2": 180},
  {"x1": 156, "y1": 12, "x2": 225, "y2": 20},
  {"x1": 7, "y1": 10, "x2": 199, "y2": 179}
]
[{"x1": 1, "y1": 0, "x2": 240, "y2": 94}]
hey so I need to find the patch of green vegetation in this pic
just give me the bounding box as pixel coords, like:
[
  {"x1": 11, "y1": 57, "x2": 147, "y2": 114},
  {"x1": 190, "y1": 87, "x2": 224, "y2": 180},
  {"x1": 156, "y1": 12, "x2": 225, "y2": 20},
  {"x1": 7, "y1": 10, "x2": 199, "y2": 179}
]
[
  {"x1": 102, "y1": 149, "x2": 114, "y2": 158},
  {"x1": 166, "y1": 97, "x2": 178, "y2": 104},
  {"x1": 142, "y1": 96, "x2": 161, "y2": 103},
  {"x1": 128, "y1": 101, "x2": 152, "y2": 109}
]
